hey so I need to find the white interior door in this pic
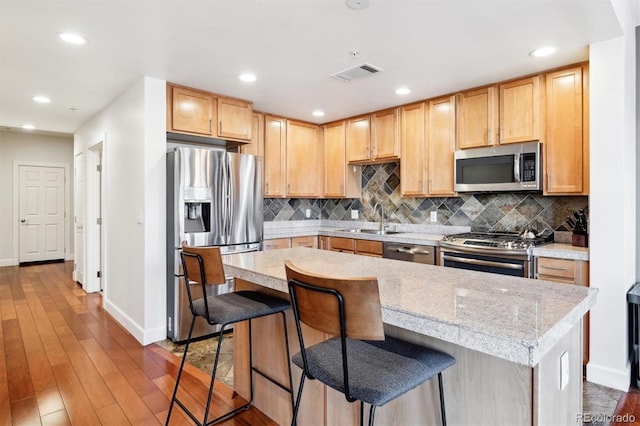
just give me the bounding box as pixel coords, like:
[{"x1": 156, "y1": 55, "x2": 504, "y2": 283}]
[
  {"x1": 19, "y1": 165, "x2": 65, "y2": 263},
  {"x1": 74, "y1": 153, "x2": 86, "y2": 284}
]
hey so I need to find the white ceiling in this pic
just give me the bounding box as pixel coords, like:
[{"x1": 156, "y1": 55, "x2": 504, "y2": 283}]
[{"x1": 0, "y1": 0, "x2": 623, "y2": 134}]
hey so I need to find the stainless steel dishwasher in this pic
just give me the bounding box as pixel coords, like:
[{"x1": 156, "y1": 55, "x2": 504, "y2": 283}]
[{"x1": 383, "y1": 242, "x2": 436, "y2": 265}]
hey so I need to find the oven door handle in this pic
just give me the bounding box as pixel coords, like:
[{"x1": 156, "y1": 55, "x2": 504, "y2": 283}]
[{"x1": 442, "y1": 255, "x2": 523, "y2": 271}]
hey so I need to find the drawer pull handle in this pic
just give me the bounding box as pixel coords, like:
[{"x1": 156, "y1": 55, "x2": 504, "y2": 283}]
[{"x1": 541, "y1": 265, "x2": 567, "y2": 271}]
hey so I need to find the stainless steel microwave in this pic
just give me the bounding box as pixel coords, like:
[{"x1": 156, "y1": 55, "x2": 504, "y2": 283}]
[{"x1": 454, "y1": 142, "x2": 542, "y2": 192}]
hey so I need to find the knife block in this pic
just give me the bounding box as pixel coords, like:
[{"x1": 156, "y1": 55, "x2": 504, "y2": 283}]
[{"x1": 571, "y1": 233, "x2": 588, "y2": 248}]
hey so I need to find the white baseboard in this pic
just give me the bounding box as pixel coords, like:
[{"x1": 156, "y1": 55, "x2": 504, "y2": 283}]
[
  {"x1": 103, "y1": 298, "x2": 167, "y2": 346},
  {"x1": 65, "y1": 253, "x2": 74, "y2": 261},
  {"x1": 0, "y1": 258, "x2": 17, "y2": 267},
  {"x1": 586, "y1": 360, "x2": 631, "y2": 391}
]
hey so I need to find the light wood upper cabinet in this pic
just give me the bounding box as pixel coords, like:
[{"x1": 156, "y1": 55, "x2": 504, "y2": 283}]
[
  {"x1": 401, "y1": 98, "x2": 455, "y2": 197},
  {"x1": 499, "y1": 76, "x2": 542, "y2": 144},
  {"x1": 323, "y1": 121, "x2": 360, "y2": 198},
  {"x1": 347, "y1": 110, "x2": 400, "y2": 163},
  {"x1": 168, "y1": 86, "x2": 214, "y2": 136},
  {"x1": 217, "y1": 97, "x2": 252, "y2": 141},
  {"x1": 400, "y1": 102, "x2": 427, "y2": 196},
  {"x1": 457, "y1": 86, "x2": 497, "y2": 149},
  {"x1": 264, "y1": 116, "x2": 286, "y2": 197},
  {"x1": 427, "y1": 96, "x2": 456, "y2": 196},
  {"x1": 167, "y1": 84, "x2": 252, "y2": 142},
  {"x1": 371, "y1": 108, "x2": 400, "y2": 160},
  {"x1": 240, "y1": 113, "x2": 264, "y2": 157},
  {"x1": 346, "y1": 115, "x2": 371, "y2": 162},
  {"x1": 286, "y1": 120, "x2": 322, "y2": 197},
  {"x1": 544, "y1": 65, "x2": 588, "y2": 195}
]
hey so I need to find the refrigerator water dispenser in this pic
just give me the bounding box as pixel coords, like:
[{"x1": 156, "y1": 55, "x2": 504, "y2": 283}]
[{"x1": 184, "y1": 202, "x2": 210, "y2": 233}]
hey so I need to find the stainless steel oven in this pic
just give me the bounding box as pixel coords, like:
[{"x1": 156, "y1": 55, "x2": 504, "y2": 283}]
[
  {"x1": 439, "y1": 231, "x2": 552, "y2": 278},
  {"x1": 440, "y1": 247, "x2": 530, "y2": 278}
]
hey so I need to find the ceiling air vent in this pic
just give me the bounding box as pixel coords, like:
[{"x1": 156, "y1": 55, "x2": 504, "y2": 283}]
[{"x1": 331, "y1": 63, "x2": 383, "y2": 82}]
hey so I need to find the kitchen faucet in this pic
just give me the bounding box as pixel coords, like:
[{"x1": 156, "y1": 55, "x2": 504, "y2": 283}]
[{"x1": 373, "y1": 203, "x2": 385, "y2": 232}]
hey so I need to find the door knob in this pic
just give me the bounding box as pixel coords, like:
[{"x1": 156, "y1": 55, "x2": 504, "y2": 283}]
[{"x1": 20, "y1": 219, "x2": 26, "y2": 223}]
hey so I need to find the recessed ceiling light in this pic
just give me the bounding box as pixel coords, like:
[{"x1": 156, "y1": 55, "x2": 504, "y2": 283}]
[
  {"x1": 238, "y1": 73, "x2": 257, "y2": 83},
  {"x1": 395, "y1": 87, "x2": 411, "y2": 95},
  {"x1": 312, "y1": 110, "x2": 325, "y2": 117},
  {"x1": 32, "y1": 96, "x2": 51, "y2": 103},
  {"x1": 529, "y1": 46, "x2": 556, "y2": 57},
  {"x1": 59, "y1": 33, "x2": 87, "y2": 45},
  {"x1": 346, "y1": 0, "x2": 371, "y2": 10},
  {"x1": 22, "y1": 124, "x2": 35, "y2": 130}
]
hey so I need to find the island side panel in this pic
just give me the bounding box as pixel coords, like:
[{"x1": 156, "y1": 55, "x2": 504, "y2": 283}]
[
  {"x1": 384, "y1": 325, "x2": 533, "y2": 426},
  {"x1": 234, "y1": 280, "x2": 538, "y2": 425},
  {"x1": 533, "y1": 321, "x2": 582, "y2": 425}
]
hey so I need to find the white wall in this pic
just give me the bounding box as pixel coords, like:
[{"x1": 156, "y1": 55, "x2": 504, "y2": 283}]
[
  {"x1": 0, "y1": 130, "x2": 74, "y2": 266},
  {"x1": 74, "y1": 76, "x2": 166, "y2": 345},
  {"x1": 588, "y1": 4, "x2": 638, "y2": 390}
]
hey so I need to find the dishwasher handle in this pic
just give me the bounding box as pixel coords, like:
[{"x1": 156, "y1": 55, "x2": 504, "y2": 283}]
[{"x1": 390, "y1": 246, "x2": 431, "y2": 255}]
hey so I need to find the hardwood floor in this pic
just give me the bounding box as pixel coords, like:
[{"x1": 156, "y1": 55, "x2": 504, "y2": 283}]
[
  {"x1": 612, "y1": 386, "x2": 640, "y2": 425},
  {"x1": 0, "y1": 261, "x2": 275, "y2": 426}
]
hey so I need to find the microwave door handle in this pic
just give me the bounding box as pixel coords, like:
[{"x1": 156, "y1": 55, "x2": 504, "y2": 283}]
[{"x1": 513, "y1": 153, "x2": 521, "y2": 182}]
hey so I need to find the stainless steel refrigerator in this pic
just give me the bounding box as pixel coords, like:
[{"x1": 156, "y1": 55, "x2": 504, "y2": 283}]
[{"x1": 166, "y1": 146, "x2": 263, "y2": 342}]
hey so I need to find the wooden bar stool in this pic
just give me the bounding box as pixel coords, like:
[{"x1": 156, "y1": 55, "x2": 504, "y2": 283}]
[
  {"x1": 165, "y1": 243, "x2": 294, "y2": 426},
  {"x1": 284, "y1": 260, "x2": 456, "y2": 426}
]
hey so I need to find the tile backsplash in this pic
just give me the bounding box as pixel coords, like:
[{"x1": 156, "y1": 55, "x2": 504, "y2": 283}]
[{"x1": 264, "y1": 162, "x2": 588, "y2": 233}]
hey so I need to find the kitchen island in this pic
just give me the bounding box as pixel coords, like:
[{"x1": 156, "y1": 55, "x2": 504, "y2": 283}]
[{"x1": 222, "y1": 247, "x2": 597, "y2": 425}]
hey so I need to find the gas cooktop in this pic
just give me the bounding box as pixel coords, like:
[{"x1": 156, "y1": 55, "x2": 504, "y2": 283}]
[{"x1": 440, "y1": 231, "x2": 554, "y2": 252}]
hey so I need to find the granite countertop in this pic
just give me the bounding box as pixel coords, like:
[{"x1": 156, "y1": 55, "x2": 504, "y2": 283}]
[
  {"x1": 531, "y1": 243, "x2": 590, "y2": 261},
  {"x1": 222, "y1": 247, "x2": 597, "y2": 367},
  {"x1": 264, "y1": 221, "x2": 589, "y2": 259}
]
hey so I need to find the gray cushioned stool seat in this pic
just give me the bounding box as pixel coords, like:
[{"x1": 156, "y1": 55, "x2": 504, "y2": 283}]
[
  {"x1": 292, "y1": 335, "x2": 456, "y2": 407},
  {"x1": 192, "y1": 290, "x2": 290, "y2": 325}
]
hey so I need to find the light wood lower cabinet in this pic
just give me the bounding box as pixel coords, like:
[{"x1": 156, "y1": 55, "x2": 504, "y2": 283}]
[
  {"x1": 354, "y1": 239, "x2": 382, "y2": 257},
  {"x1": 263, "y1": 238, "x2": 290, "y2": 251},
  {"x1": 535, "y1": 256, "x2": 589, "y2": 364},
  {"x1": 291, "y1": 236, "x2": 318, "y2": 249},
  {"x1": 328, "y1": 237, "x2": 354, "y2": 253},
  {"x1": 264, "y1": 236, "x2": 318, "y2": 250},
  {"x1": 319, "y1": 235, "x2": 330, "y2": 250},
  {"x1": 326, "y1": 236, "x2": 382, "y2": 257}
]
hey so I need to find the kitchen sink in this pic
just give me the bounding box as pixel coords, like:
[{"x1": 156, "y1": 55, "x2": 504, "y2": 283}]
[{"x1": 337, "y1": 228, "x2": 402, "y2": 235}]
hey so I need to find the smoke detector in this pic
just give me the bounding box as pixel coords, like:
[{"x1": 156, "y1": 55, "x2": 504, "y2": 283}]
[
  {"x1": 346, "y1": 0, "x2": 371, "y2": 10},
  {"x1": 331, "y1": 63, "x2": 383, "y2": 82}
]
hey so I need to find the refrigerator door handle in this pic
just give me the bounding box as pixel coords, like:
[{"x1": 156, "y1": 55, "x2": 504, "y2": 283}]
[
  {"x1": 221, "y1": 155, "x2": 229, "y2": 244},
  {"x1": 225, "y1": 156, "x2": 233, "y2": 240}
]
